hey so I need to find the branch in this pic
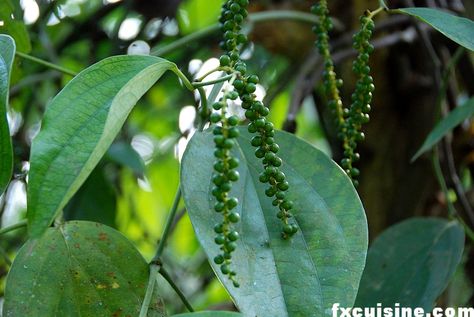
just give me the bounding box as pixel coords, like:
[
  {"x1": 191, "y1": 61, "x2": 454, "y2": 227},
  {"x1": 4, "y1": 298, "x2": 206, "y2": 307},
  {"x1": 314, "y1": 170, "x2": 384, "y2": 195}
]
[
  {"x1": 15, "y1": 52, "x2": 77, "y2": 76},
  {"x1": 151, "y1": 10, "x2": 343, "y2": 56}
]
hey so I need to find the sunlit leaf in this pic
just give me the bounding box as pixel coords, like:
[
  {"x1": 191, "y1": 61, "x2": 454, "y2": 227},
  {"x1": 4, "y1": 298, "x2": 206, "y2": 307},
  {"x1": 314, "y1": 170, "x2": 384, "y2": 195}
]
[
  {"x1": 355, "y1": 217, "x2": 465, "y2": 310},
  {"x1": 397, "y1": 8, "x2": 474, "y2": 51},
  {"x1": 181, "y1": 128, "x2": 368, "y2": 316},
  {"x1": 0, "y1": 0, "x2": 31, "y2": 53},
  {"x1": 27, "y1": 55, "x2": 178, "y2": 237},
  {"x1": 4, "y1": 221, "x2": 165, "y2": 316},
  {"x1": 412, "y1": 97, "x2": 474, "y2": 161},
  {"x1": 177, "y1": 0, "x2": 222, "y2": 34},
  {"x1": 0, "y1": 35, "x2": 15, "y2": 195}
]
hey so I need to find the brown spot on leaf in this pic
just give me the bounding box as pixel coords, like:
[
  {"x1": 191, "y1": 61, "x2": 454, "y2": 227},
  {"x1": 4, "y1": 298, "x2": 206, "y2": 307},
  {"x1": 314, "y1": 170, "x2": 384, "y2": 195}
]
[{"x1": 98, "y1": 232, "x2": 108, "y2": 241}]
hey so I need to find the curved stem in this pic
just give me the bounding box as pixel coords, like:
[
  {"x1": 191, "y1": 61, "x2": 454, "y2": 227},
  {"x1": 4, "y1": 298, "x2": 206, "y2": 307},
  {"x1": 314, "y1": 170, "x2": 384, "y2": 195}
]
[
  {"x1": 151, "y1": 10, "x2": 342, "y2": 57},
  {"x1": 15, "y1": 52, "x2": 77, "y2": 76},
  {"x1": 171, "y1": 67, "x2": 195, "y2": 91},
  {"x1": 0, "y1": 220, "x2": 27, "y2": 236},
  {"x1": 193, "y1": 74, "x2": 233, "y2": 88},
  {"x1": 139, "y1": 263, "x2": 160, "y2": 317},
  {"x1": 159, "y1": 266, "x2": 194, "y2": 312},
  {"x1": 195, "y1": 67, "x2": 225, "y2": 82}
]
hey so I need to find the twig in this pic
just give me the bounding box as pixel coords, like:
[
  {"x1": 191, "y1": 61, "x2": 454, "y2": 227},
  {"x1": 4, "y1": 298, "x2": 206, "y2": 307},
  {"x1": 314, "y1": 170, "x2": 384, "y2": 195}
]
[
  {"x1": 159, "y1": 266, "x2": 194, "y2": 312},
  {"x1": 151, "y1": 10, "x2": 343, "y2": 56},
  {"x1": 0, "y1": 220, "x2": 27, "y2": 236},
  {"x1": 15, "y1": 52, "x2": 77, "y2": 76},
  {"x1": 151, "y1": 187, "x2": 182, "y2": 262},
  {"x1": 285, "y1": 25, "x2": 419, "y2": 127},
  {"x1": 139, "y1": 263, "x2": 160, "y2": 317}
]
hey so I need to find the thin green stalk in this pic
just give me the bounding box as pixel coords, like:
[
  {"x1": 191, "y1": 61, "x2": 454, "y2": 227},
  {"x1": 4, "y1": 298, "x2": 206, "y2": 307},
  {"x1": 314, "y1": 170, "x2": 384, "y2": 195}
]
[
  {"x1": 432, "y1": 146, "x2": 474, "y2": 242},
  {"x1": 159, "y1": 266, "x2": 194, "y2": 312},
  {"x1": 152, "y1": 187, "x2": 182, "y2": 262},
  {"x1": 195, "y1": 66, "x2": 228, "y2": 82},
  {"x1": 432, "y1": 149, "x2": 456, "y2": 217},
  {"x1": 139, "y1": 263, "x2": 160, "y2": 317},
  {"x1": 193, "y1": 74, "x2": 233, "y2": 88},
  {"x1": 151, "y1": 10, "x2": 342, "y2": 57},
  {"x1": 172, "y1": 67, "x2": 195, "y2": 91},
  {"x1": 0, "y1": 220, "x2": 27, "y2": 236},
  {"x1": 15, "y1": 52, "x2": 77, "y2": 76}
]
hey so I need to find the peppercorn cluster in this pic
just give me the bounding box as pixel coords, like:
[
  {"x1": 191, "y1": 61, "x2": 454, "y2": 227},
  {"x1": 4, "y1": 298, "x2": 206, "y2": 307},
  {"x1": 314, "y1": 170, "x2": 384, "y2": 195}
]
[
  {"x1": 219, "y1": 0, "x2": 298, "y2": 241},
  {"x1": 341, "y1": 14, "x2": 375, "y2": 187},
  {"x1": 312, "y1": 0, "x2": 345, "y2": 132},
  {"x1": 210, "y1": 91, "x2": 242, "y2": 288},
  {"x1": 312, "y1": 1, "x2": 376, "y2": 186}
]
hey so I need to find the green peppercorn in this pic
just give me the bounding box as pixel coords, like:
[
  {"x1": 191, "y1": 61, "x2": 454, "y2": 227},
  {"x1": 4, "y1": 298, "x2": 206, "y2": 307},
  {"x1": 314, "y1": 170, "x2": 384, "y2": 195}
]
[
  {"x1": 214, "y1": 255, "x2": 225, "y2": 264},
  {"x1": 229, "y1": 212, "x2": 240, "y2": 223},
  {"x1": 220, "y1": 55, "x2": 231, "y2": 66}
]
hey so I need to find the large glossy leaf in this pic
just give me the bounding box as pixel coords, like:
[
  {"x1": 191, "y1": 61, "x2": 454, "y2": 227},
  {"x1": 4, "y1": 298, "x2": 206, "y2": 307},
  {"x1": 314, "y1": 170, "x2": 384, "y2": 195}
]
[
  {"x1": 412, "y1": 97, "x2": 474, "y2": 161},
  {"x1": 181, "y1": 128, "x2": 368, "y2": 317},
  {"x1": 172, "y1": 312, "x2": 242, "y2": 317},
  {"x1": 0, "y1": 35, "x2": 15, "y2": 195},
  {"x1": 4, "y1": 221, "x2": 164, "y2": 316},
  {"x1": 397, "y1": 8, "x2": 474, "y2": 51},
  {"x1": 0, "y1": 0, "x2": 31, "y2": 53},
  {"x1": 355, "y1": 217, "x2": 465, "y2": 310},
  {"x1": 27, "y1": 55, "x2": 177, "y2": 237}
]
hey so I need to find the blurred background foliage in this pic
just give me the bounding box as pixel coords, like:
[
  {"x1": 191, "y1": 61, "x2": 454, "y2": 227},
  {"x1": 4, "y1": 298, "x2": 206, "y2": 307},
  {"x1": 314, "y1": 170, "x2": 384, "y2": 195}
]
[{"x1": 0, "y1": 0, "x2": 473, "y2": 314}]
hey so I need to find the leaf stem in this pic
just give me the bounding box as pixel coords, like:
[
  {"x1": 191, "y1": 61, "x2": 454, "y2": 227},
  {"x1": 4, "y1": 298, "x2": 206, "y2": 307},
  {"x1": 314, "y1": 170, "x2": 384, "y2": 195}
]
[
  {"x1": 193, "y1": 74, "x2": 233, "y2": 88},
  {"x1": 171, "y1": 67, "x2": 195, "y2": 91},
  {"x1": 0, "y1": 220, "x2": 27, "y2": 236},
  {"x1": 195, "y1": 67, "x2": 226, "y2": 82},
  {"x1": 159, "y1": 266, "x2": 194, "y2": 312},
  {"x1": 151, "y1": 10, "x2": 342, "y2": 56},
  {"x1": 139, "y1": 263, "x2": 160, "y2": 317},
  {"x1": 15, "y1": 52, "x2": 77, "y2": 76}
]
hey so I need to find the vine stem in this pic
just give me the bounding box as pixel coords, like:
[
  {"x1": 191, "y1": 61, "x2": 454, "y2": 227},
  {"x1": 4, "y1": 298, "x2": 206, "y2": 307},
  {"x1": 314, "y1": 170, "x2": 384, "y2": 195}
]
[
  {"x1": 0, "y1": 220, "x2": 27, "y2": 236},
  {"x1": 193, "y1": 74, "x2": 233, "y2": 88},
  {"x1": 151, "y1": 10, "x2": 343, "y2": 56},
  {"x1": 432, "y1": 149, "x2": 474, "y2": 242},
  {"x1": 15, "y1": 52, "x2": 77, "y2": 76},
  {"x1": 139, "y1": 263, "x2": 160, "y2": 317},
  {"x1": 152, "y1": 187, "x2": 182, "y2": 262},
  {"x1": 159, "y1": 266, "x2": 194, "y2": 312}
]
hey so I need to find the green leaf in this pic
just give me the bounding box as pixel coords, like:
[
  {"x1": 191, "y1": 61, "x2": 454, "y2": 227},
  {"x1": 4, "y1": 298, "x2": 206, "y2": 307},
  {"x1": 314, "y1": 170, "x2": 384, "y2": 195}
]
[
  {"x1": 106, "y1": 141, "x2": 146, "y2": 177},
  {"x1": 172, "y1": 312, "x2": 242, "y2": 317},
  {"x1": 177, "y1": 0, "x2": 223, "y2": 34},
  {"x1": 396, "y1": 8, "x2": 474, "y2": 51},
  {"x1": 4, "y1": 221, "x2": 165, "y2": 316},
  {"x1": 0, "y1": 35, "x2": 15, "y2": 195},
  {"x1": 27, "y1": 55, "x2": 176, "y2": 237},
  {"x1": 379, "y1": 0, "x2": 389, "y2": 9},
  {"x1": 412, "y1": 97, "x2": 474, "y2": 161},
  {"x1": 0, "y1": 0, "x2": 31, "y2": 53},
  {"x1": 181, "y1": 128, "x2": 368, "y2": 317},
  {"x1": 355, "y1": 217, "x2": 465, "y2": 310}
]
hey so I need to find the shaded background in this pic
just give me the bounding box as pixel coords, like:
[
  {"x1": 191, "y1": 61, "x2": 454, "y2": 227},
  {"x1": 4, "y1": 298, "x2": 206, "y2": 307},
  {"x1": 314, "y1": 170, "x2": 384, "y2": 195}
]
[{"x1": 0, "y1": 0, "x2": 473, "y2": 313}]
